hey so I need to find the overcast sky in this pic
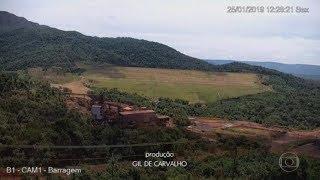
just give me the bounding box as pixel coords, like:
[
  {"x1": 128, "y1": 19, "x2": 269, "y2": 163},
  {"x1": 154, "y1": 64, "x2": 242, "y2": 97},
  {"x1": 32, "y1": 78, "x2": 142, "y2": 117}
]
[{"x1": 1, "y1": 0, "x2": 320, "y2": 65}]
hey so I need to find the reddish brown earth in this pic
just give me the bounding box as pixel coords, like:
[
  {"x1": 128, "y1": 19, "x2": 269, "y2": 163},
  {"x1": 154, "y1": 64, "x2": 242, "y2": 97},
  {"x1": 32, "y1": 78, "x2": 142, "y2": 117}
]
[
  {"x1": 188, "y1": 117, "x2": 320, "y2": 159},
  {"x1": 65, "y1": 97, "x2": 91, "y2": 115},
  {"x1": 271, "y1": 130, "x2": 320, "y2": 158},
  {"x1": 293, "y1": 143, "x2": 320, "y2": 159}
]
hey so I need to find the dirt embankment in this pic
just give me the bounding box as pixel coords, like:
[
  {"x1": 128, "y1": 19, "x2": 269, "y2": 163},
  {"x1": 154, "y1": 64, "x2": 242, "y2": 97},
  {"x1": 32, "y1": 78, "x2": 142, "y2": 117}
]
[
  {"x1": 188, "y1": 117, "x2": 320, "y2": 159},
  {"x1": 51, "y1": 79, "x2": 92, "y2": 115},
  {"x1": 51, "y1": 80, "x2": 90, "y2": 95},
  {"x1": 271, "y1": 130, "x2": 320, "y2": 158}
]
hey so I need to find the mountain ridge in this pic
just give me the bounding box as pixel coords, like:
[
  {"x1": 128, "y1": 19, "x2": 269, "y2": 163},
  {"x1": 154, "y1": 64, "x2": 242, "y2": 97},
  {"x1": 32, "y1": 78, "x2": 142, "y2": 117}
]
[
  {"x1": 206, "y1": 59, "x2": 320, "y2": 80},
  {"x1": 0, "y1": 11, "x2": 39, "y2": 33},
  {"x1": 0, "y1": 11, "x2": 218, "y2": 72}
]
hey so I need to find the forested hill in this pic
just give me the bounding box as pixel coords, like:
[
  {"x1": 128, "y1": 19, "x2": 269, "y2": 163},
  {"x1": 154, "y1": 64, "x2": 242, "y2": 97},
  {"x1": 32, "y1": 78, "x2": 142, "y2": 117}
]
[
  {"x1": 0, "y1": 11, "x2": 39, "y2": 33},
  {"x1": 0, "y1": 11, "x2": 295, "y2": 76},
  {"x1": 1, "y1": 12, "x2": 319, "y2": 90},
  {"x1": 0, "y1": 11, "x2": 216, "y2": 71}
]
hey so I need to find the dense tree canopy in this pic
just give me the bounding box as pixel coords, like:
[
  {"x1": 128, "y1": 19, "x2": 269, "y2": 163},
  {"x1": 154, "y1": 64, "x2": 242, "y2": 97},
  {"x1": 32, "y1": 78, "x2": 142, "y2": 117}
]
[{"x1": 0, "y1": 25, "x2": 217, "y2": 71}]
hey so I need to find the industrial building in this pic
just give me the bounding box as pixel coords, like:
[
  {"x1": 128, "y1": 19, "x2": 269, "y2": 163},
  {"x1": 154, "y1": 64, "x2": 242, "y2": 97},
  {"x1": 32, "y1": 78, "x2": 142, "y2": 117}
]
[
  {"x1": 89, "y1": 98, "x2": 173, "y2": 128},
  {"x1": 64, "y1": 93, "x2": 173, "y2": 128}
]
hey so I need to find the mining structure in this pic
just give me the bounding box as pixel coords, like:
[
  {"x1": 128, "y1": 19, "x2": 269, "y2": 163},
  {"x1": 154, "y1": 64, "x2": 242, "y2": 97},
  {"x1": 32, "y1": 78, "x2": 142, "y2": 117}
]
[{"x1": 66, "y1": 93, "x2": 173, "y2": 128}]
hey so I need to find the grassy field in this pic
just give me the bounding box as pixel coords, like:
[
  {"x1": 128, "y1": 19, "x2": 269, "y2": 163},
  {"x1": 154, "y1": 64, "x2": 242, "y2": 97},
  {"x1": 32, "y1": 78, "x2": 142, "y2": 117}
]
[
  {"x1": 25, "y1": 67, "x2": 80, "y2": 84},
  {"x1": 79, "y1": 63, "x2": 270, "y2": 103},
  {"x1": 26, "y1": 63, "x2": 270, "y2": 103}
]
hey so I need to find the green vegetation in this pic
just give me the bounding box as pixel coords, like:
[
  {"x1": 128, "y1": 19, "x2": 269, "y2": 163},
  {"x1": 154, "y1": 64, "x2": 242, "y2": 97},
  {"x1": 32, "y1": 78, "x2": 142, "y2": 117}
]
[
  {"x1": 53, "y1": 63, "x2": 267, "y2": 103},
  {"x1": 0, "y1": 72, "x2": 92, "y2": 146},
  {"x1": 0, "y1": 15, "x2": 286, "y2": 76},
  {"x1": 0, "y1": 11, "x2": 301, "y2": 77},
  {"x1": 24, "y1": 67, "x2": 79, "y2": 84},
  {"x1": 25, "y1": 61, "x2": 320, "y2": 129},
  {"x1": 206, "y1": 74, "x2": 320, "y2": 129},
  {"x1": 74, "y1": 136, "x2": 320, "y2": 180},
  {"x1": 0, "y1": 11, "x2": 215, "y2": 71},
  {"x1": 1, "y1": 72, "x2": 320, "y2": 179},
  {"x1": 1, "y1": 11, "x2": 320, "y2": 179},
  {"x1": 93, "y1": 72, "x2": 320, "y2": 129},
  {"x1": 0, "y1": 9, "x2": 320, "y2": 128},
  {"x1": 85, "y1": 66, "x2": 268, "y2": 102},
  {"x1": 0, "y1": 72, "x2": 188, "y2": 163}
]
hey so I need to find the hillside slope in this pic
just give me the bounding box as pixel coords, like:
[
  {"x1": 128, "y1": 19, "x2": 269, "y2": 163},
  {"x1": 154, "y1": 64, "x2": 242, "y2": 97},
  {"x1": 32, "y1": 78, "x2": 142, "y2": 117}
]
[
  {"x1": 0, "y1": 11, "x2": 39, "y2": 33},
  {"x1": 0, "y1": 11, "x2": 305, "y2": 78},
  {"x1": 0, "y1": 11, "x2": 215, "y2": 71}
]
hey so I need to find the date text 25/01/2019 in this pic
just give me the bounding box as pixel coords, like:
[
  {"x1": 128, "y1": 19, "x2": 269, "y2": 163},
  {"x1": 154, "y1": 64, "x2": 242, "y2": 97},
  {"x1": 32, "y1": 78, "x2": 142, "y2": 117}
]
[{"x1": 227, "y1": 6, "x2": 309, "y2": 14}]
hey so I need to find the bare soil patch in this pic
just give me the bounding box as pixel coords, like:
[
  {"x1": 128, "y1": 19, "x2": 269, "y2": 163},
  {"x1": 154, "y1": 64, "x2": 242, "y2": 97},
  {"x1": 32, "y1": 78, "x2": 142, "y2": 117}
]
[
  {"x1": 60, "y1": 81, "x2": 90, "y2": 94},
  {"x1": 292, "y1": 143, "x2": 320, "y2": 159},
  {"x1": 188, "y1": 117, "x2": 320, "y2": 158}
]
